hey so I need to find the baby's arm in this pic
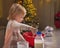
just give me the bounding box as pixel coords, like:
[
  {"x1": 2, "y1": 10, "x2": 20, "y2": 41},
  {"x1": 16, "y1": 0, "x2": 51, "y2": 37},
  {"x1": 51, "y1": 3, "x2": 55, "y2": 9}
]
[
  {"x1": 17, "y1": 30, "x2": 26, "y2": 41},
  {"x1": 20, "y1": 23, "x2": 37, "y2": 35},
  {"x1": 20, "y1": 23, "x2": 35, "y2": 30},
  {"x1": 13, "y1": 21, "x2": 38, "y2": 35}
]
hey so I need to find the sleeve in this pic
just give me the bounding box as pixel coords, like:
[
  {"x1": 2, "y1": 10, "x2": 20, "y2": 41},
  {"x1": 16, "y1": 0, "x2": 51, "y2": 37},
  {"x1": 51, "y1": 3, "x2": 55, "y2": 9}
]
[
  {"x1": 19, "y1": 23, "x2": 33, "y2": 30},
  {"x1": 12, "y1": 22, "x2": 36, "y2": 31},
  {"x1": 12, "y1": 21, "x2": 37, "y2": 37}
]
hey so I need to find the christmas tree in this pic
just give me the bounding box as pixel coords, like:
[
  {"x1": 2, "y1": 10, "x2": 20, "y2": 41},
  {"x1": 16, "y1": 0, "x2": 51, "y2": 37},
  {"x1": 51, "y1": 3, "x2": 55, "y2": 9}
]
[{"x1": 16, "y1": 0, "x2": 39, "y2": 28}]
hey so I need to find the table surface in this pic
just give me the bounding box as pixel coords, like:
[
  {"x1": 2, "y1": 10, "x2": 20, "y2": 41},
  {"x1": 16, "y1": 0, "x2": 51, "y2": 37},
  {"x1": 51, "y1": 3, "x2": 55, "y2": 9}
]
[
  {"x1": 43, "y1": 30, "x2": 60, "y2": 48},
  {"x1": 15, "y1": 30, "x2": 60, "y2": 48},
  {"x1": 30, "y1": 30, "x2": 60, "y2": 48}
]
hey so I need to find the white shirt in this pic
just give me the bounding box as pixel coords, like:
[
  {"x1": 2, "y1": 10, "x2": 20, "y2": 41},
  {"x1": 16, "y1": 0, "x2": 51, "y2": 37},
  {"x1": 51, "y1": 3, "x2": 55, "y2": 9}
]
[{"x1": 3, "y1": 20, "x2": 34, "y2": 48}]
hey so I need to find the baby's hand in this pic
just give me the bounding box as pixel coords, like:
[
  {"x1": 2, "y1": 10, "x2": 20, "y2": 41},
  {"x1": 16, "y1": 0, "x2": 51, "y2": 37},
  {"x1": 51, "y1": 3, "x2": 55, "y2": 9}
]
[
  {"x1": 30, "y1": 27, "x2": 38, "y2": 35},
  {"x1": 17, "y1": 36, "x2": 25, "y2": 42}
]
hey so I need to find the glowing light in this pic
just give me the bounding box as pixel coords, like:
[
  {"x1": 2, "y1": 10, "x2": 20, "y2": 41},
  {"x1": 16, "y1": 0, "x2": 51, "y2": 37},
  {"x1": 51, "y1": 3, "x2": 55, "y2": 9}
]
[{"x1": 46, "y1": 0, "x2": 51, "y2": 3}]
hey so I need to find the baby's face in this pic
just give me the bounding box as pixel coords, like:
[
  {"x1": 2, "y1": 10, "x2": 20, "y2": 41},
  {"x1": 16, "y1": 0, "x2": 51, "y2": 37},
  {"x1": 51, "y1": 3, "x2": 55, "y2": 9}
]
[{"x1": 15, "y1": 13, "x2": 26, "y2": 22}]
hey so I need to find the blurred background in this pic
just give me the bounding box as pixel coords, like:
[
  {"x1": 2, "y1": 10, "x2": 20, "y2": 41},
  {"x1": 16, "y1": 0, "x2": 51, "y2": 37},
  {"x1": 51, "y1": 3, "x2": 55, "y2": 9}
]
[{"x1": 0, "y1": 0, "x2": 60, "y2": 48}]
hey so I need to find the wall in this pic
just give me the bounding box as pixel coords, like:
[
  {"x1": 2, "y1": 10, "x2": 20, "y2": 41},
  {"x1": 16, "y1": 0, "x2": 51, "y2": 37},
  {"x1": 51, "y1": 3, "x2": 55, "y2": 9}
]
[
  {"x1": 33, "y1": 0, "x2": 59, "y2": 30},
  {"x1": 0, "y1": 0, "x2": 2, "y2": 18},
  {"x1": 0, "y1": 0, "x2": 14, "y2": 48},
  {"x1": 0, "y1": 0, "x2": 15, "y2": 26}
]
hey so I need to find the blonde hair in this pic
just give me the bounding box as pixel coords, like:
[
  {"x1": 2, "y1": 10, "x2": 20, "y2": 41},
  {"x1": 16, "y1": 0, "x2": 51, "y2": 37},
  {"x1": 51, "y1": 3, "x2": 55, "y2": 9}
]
[{"x1": 7, "y1": 3, "x2": 26, "y2": 20}]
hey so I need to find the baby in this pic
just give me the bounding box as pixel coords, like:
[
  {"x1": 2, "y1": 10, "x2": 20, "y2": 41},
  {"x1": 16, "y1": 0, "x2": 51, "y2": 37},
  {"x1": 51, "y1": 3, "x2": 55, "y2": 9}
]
[{"x1": 3, "y1": 3, "x2": 37, "y2": 48}]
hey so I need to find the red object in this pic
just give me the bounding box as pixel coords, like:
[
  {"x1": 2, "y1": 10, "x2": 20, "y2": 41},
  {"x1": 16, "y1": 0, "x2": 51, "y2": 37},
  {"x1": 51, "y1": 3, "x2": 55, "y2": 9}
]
[
  {"x1": 54, "y1": 21, "x2": 60, "y2": 28},
  {"x1": 55, "y1": 12, "x2": 60, "y2": 28},
  {"x1": 42, "y1": 33, "x2": 45, "y2": 38},
  {"x1": 55, "y1": 12, "x2": 60, "y2": 17},
  {"x1": 23, "y1": 32, "x2": 36, "y2": 47},
  {"x1": 23, "y1": 32, "x2": 45, "y2": 47}
]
